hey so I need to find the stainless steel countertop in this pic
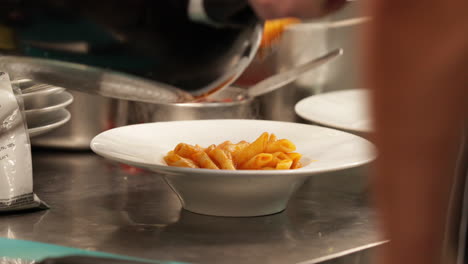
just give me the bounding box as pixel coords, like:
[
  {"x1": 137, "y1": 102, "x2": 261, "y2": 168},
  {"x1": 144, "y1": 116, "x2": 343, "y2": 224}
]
[{"x1": 0, "y1": 150, "x2": 384, "y2": 264}]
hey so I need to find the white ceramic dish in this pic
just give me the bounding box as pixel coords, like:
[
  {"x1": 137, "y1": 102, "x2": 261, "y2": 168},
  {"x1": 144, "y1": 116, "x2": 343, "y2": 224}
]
[
  {"x1": 23, "y1": 91, "x2": 73, "y2": 115},
  {"x1": 28, "y1": 108, "x2": 71, "y2": 138},
  {"x1": 90, "y1": 119, "x2": 376, "y2": 217},
  {"x1": 295, "y1": 89, "x2": 372, "y2": 134}
]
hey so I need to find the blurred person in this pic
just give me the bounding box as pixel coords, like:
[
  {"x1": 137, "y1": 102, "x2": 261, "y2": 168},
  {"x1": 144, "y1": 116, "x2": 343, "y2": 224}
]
[
  {"x1": 362, "y1": 1, "x2": 467, "y2": 263},
  {"x1": 245, "y1": 0, "x2": 468, "y2": 264}
]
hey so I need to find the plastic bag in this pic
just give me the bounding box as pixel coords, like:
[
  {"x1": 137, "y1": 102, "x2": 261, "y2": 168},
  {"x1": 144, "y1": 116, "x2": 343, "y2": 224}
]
[{"x1": 0, "y1": 72, "x2": 47, "y2": 212}]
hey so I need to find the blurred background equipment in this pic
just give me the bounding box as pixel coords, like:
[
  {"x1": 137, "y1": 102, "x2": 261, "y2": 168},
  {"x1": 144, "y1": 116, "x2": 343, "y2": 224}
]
[
  {"x1": 2, "y1": 1, "x2": 367, "y2": 149},
  {"x1": 236, "y1": 1, "x2": 369, "y2": 122},
  {"x1": 0, "y1": 0, "x2": 262, "y2": 103}
]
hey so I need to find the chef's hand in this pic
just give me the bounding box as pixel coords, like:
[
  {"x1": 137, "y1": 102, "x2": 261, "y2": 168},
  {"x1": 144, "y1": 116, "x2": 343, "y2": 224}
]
[{"x1": 247, "y1": 0, "x2": 347, "y2": 19}]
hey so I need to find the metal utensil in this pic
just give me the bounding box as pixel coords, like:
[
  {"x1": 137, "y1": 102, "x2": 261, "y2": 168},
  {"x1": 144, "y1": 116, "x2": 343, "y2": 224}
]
[{"x1": 245, "y1": 48, "x2": 343, "y2": 98}]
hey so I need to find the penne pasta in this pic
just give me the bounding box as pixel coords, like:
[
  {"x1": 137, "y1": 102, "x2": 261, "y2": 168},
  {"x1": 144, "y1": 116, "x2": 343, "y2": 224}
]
[
  {"x1": 174, "y1": 143, "x2": 203, "y2": 158},
  {"x1": 287, "y1": 152, "x2": 302, "y2": 169},
  {"x1": 217, "y1": 141, "x2": 233, "y2": 150},
  {"x1": 291, "y1": 161, "x2": 303, "y2": 169},
  {"x1": 265, "y1": 139, "x2": 296, "y2": 153},
  {"x1": 267, "y1": 152, "x2": 290, "y2": 168},
  {"x1": 222, "y1": 141, "x2": 249, "y2": 154},
  {"x1": 268, "y1": 133, "x2": 277, "y2": 143},
  {"x1": 239, "y1": 153, "x2": 273, "y2": 170},
  {"x1": 233, "y1": 132, "x2": 269, "y2": 166},
  {"x1": 192, "y1": 151, "x2": 219, "y2": 170},
  {"x1": 204, "y1": 144, "x2": 216, "y2": 154},
  {"x1": 164, "y1": 151, "x2": 199, "y2": 168},
  {"x1": 209, "y1": 148, "x2": 236, "y2": 170},
  {"x1": 163, "y1": 132, "x2": 304, "y2": 170},
  {"x1": 276, "y1": 159, "x2": 293, "y2": 170}
]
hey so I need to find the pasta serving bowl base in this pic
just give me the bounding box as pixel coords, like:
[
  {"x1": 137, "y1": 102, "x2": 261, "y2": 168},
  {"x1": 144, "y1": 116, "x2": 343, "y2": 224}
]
[{"x1": 90, "y1": 119, "x2": 376, "y2": 217}]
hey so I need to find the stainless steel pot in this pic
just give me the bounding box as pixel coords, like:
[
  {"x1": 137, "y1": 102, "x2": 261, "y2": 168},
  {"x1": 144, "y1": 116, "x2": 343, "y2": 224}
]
[
  {"x1": 31, "y1": 87, "x2": 260, "y2": 150},
  {"x1": 122, "y1": 87, "x2": 260, "y2": 124}
]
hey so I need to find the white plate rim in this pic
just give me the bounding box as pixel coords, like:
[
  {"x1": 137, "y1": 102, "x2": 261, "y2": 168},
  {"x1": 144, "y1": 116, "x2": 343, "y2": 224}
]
[
  {"x1": 295, "y1": 89, "x2": 372, "y2": 133},
  {"x1": 90, "y1": 119, "x2": 377, "y2": 177}
]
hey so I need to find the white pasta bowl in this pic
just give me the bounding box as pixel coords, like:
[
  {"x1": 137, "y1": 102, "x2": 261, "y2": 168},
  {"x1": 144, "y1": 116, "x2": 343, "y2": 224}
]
[{"x1": 90, "y1": 119, "x2": 376, "y2": 217}]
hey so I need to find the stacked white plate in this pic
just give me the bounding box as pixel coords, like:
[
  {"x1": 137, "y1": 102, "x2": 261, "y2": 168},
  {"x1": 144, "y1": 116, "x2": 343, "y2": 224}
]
[{"x1": 16, "y1": 80, "x2": 73, "y2": 138}]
